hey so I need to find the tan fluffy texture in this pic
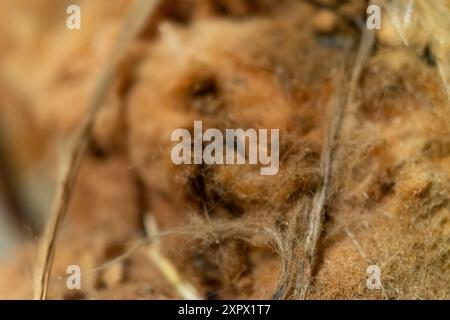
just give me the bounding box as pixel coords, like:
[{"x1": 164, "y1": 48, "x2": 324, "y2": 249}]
[{"x1": 0, "y1": 0, "x2": 448, "y2": 299}]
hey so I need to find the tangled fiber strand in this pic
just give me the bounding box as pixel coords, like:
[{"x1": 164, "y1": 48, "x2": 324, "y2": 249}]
[
  {"x1": 33, "y1": 0, "x2": 162, "y2": 300},
  {"x1": 273, "y1": 26, "x2": 376, "y2": 300},
  {"x1": 183, "y1": 214, "x2": 283, "y2": 252}
]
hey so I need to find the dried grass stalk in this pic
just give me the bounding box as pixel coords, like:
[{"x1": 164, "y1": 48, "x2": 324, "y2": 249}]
[
  {"x1": 144, "y1": 215, "x2": 201, "y2": 300},
  {"x1": 33, "y1": 0, "x2": 162, "y2": 300}
]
